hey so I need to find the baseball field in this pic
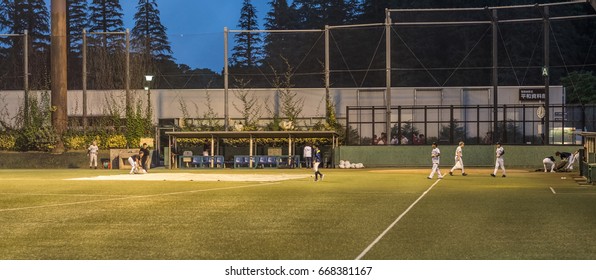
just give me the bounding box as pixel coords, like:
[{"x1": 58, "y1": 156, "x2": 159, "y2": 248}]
[{"x1": 0, "y1": 167, "x2": 594, "y2": 260}]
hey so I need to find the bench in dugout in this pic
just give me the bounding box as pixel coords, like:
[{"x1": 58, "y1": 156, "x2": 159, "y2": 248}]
[
  {"x1": 276, "y1": 155, "x2": 301, "y2": 169},
  {"x1": 179, "y1": 152, "x2": 224, "y2": 168},
  {"x1": 254, "y1": 156, "x2": 278, "y2": 168},
  {"x1": 234, "y1": 155, "x2": 301, "y2": 168},
  {"x1": 233, "y1": 156, "x2": 253, "y2": 168}
]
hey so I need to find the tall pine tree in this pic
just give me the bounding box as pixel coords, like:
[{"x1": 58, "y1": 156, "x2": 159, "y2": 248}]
[
  {"x1": 0, "y1": 0, "x2": 49, "y2": 90},
  {"x1": 87, "y1": 0, "x2": 126, "y2": 89},
  {"x1": 231, "y1": 0, "x2": 262, "y2": 68},
  {"x1": 67, "y1": 0, "x2": 89, "y2": 57},
  {"x1": 263, "y1": 0, "x2": 299, "y2": 74},
  {"x1": 132, "y1": 0, "x2": 172, "y2": 63},
  {"x1": 293, "y1": 0, "x2": 359, "y2": 27},
  {"x1": 67, "y1": 0, "x2": 90, "y2": 89},
  {"x1": 0, "y1": 1, "x2": 15, "y2": 89},
  {"x1": 88, "y1": 0, "x2": 125, "y2": 50},
  {"x1": 10, "y1": 0, "x2": 49, "y2": 52},
  {"x1": 0, "y1": 1, "x2": 10, "y2": 32}
]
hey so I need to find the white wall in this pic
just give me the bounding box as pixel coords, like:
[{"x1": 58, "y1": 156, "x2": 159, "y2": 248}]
[{"x1": 0, "y1": 86, "x2": 564, "y2": 127}]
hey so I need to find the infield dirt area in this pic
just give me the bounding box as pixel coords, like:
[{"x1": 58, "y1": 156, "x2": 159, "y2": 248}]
[{"x1": 67, "y1": 172, "x2": 311, "y2": 182}]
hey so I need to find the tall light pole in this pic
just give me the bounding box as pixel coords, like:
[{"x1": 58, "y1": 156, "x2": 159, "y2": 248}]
[
  {"x1": 51, "y1": 0, "x2": 68, "y2": 152},
  {"x1": 144, "y1": 75, "x2": 154, "y2": 122}
]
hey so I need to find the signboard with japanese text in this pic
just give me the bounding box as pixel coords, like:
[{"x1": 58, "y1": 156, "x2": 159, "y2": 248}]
[{"x1": 519, "y1": 88, "x2": 545, "y2": 101}]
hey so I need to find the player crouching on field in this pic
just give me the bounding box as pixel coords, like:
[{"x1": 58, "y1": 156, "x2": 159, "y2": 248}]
[
  {"x1": 543, "y1": 156, "x2": 556, "y2": 172},
  {"x1": 555, "y1": 151, "x2": 572, "y2": 172},
  {"x1": 128, "y1": 152, "x2": 147, "y2": 174}
]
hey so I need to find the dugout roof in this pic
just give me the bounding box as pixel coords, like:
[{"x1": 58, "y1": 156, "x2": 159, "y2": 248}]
[{"x1": 166, "y1": 130, "x2": 339, "y2": 139}]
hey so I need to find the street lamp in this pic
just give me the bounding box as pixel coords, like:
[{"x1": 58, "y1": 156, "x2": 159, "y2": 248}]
[{"x1": 144, "y1": 75, "x2": 154, "y2": 120}]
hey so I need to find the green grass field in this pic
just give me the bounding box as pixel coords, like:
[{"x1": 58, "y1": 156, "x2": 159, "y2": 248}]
[{"x1": 0, "y1": 168, "x2": 594, "y2": 260}]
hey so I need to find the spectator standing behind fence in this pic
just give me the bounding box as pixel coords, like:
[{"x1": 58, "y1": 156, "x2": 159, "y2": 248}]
[
  {"x1": 400, "y1": 134, "x2": 409, "y2": 145},
  {"x1": 491, "y1": 142, "x2": 506, "y2": 177},
  {"x1": 140, "y1": 143, "x2": 150, "y2": 171},
  {"x1": 87, "y1": 141, "x2": 99, "y2": 169},
  {"x1": 483, "y1": 132, "x2": 493, "y2": 144},
  {"x1": 390, "y1": 135, "x2": 399, "y2": 145},
  {"x1": 377, "y1": 132, "x2": 387, "y2": 145},
  {"x1": 414, "y1": 134, "x2": 425, "y2": 145},
  {"x1": 303, "y1": 144, "x2": 312, "y2": 168}
]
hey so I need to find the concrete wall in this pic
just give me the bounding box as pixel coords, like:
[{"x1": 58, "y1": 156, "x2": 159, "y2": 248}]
[
  {"x1": 0, "y1": 86, "x2": 564, "y2": 127},
  {"x1": 335, "y1": 145, "x2": 582, "y2": 168}
]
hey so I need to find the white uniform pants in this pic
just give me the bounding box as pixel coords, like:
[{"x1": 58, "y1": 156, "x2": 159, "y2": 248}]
[
  {"x1": 543, "y1": 158, "x2": 555, "y2": 172},
  {"x1": 451, "y1": 156, "x2": 464, "y2": 173},
  {"x1": 429, "y1": 162, "x2": 442, "y2": 178},
  {"x1": 128, "y1": 157, "x2": 137, "y2": 174},
  {"x1": 493, "y1": 158, "x2": 506, "y2": 175},
  {"x1": 89, "y1": 153, "x2": 97, "y2": 167},
  {"x1": 565, "y1": 153, "x2": 579, "y2": 171}
]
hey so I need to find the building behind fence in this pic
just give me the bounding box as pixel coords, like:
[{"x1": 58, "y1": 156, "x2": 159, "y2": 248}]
[{"x1": 3, "y1": 85, "x2": 589, "y2": 147}]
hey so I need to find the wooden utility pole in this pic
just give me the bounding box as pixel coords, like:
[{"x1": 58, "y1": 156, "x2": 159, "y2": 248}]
[{"x1": 51, "y1": 0, "x2": 68, "y2": 152}]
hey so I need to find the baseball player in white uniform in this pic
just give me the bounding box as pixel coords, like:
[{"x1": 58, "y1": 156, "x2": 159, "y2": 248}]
[
  {"x1": 428, "y1": 142, "x2": 444, "y2": 179},
  {"x1": 87, "y1": 141, "x2": 99, "y2": 169},
  {"x1": 543, "y1": 156, "x2": 556, "y2": 172},
  {"x1": 491, "y1": 142, "x2": 506, "y2": 177},
  {"x1": 565, "y1": 150, "x2": 580, "y2": 171},
  {"x1": 449, "y1": 141, "x2": 467, "y2": 176}
]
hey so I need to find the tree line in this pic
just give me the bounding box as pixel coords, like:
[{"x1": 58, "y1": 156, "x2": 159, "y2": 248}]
[
  {"x1": 234, "y1": 0, "x2": 596, "y2": 91},
  {"x1": 0, "y1": 0, "x2": 219, "y2": 91},
  {"x1": 0, "y1": 0, "x2": 594, "y2": 96}
]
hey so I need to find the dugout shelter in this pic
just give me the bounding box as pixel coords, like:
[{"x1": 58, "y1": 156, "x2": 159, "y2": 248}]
[
  {"x1": 165, "y1": 131, "x2": 339, "y2": 169},
  {"x1": 581, "y1": 132, "x2": 596, "y2": 183}
]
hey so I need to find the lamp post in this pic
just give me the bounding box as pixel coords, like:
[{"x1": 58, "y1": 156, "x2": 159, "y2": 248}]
[{"x1": 144, "y1": 75, "x2": 154, "y2": 121}]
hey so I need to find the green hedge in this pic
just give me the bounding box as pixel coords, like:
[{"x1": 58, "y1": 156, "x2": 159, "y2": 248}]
[{"x1": 0, "y1": 151, "x2": 110, "y2": 169}]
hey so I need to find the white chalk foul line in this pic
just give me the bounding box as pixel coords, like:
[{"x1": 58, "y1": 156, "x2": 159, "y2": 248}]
[
  {"x1": 0, "y1": 182, "x2": 280, "y2": 213},
  {"x1": 355, "y1": 178, "x2": 442, "y2": 260},
  {"x1": 0, "y1": 192, "x2": 130, "y2": 197}
]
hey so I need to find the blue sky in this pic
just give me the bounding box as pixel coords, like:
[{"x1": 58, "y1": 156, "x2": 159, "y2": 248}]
[{"x1": 120, "y1": 0, "x2": 270, "y2": 71}]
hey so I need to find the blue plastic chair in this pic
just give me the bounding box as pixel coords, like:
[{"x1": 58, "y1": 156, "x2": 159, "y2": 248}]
[
  {"x1": 201, "y1": 156, "x2": 211, "y2": 168},
  {"x1": 257, "y1": 156, "x2": 267, "y2": 168},
  {"x1": 191, "y1": 156, "x2": 201, "y2": 168},
  {"x1": 215, "y1": 156, "x2": 224, "y2": 168},
  {"x1": 267, "y1": 156, "x2": 277, "y2": 167}
]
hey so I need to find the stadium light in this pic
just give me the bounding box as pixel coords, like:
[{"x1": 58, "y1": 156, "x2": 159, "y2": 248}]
[{"x1": 144, "y1": 75, "x2": 154, "y2": 120}]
